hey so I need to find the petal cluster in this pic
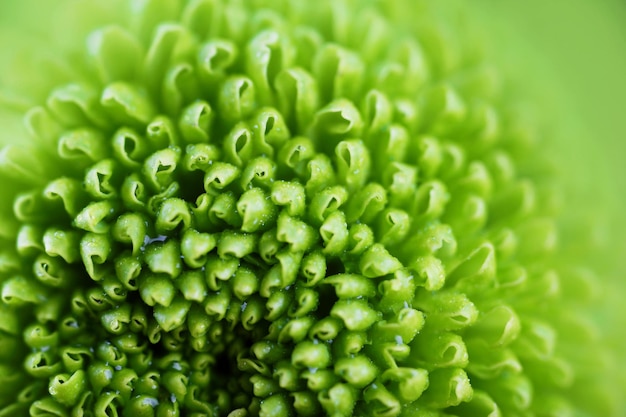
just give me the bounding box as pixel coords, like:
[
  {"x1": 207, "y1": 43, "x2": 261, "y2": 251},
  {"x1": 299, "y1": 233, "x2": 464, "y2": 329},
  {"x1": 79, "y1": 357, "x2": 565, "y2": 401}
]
[{"x1": 0, "y1": 0, "x2": 617, "y2": 416}]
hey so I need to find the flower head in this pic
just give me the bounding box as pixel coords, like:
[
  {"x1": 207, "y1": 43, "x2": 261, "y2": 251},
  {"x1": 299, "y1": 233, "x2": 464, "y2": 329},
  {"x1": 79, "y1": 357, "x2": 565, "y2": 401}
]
[{"x1": 0, "y1": 0, "x2": 622, "y2": 416}]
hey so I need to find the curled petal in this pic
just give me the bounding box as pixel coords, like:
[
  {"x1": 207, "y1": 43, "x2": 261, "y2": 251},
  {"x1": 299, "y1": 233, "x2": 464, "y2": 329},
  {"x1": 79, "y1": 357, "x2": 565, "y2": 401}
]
[
  {"x1": 60, "y1": 346, "x2": 93, "y2": 374},
  {"x1": 413, "y1": 136, "x2": 442, "y2": 179},
  {"x1": 276, "y1": 211, "x2": 317, "y2": 253},
  {"x1": 468, "y1": 305, "x2": 521, "y2": 348},
  {"x1": 346, "y1": 224, "x2": 375, "y2": 256},
  {"x1": 23, "y1": 323, "x2": 59, "y2": 349},
  {"x1": 93, "y1": 391, "x2": 123, "y2": 417},
  {"x1": 334, "y1": 356, "x2": 377, "y2": 388},
  {"x1": 29, "y1": 398, "x2": 67, "y2": 417},
  {"x1": 484, "y1": 373, "x2": 533, "y2": 412},
  {"x1": 300, "y1": 251, "x2": 326, "y2": 287},
  {"x1": 179, "y1": 100, "x2": 213, "y2": 144},
  {"x1": 205, "y1": 250, "x2": 239, "y2": 291},
  {"x1": 139, "y1": 273, "x2": 176, "y2": 307},
  {"x1": 304, "y1": 154, "x2": 337, "y2": 197},
  {"x1": 161, "y1": 63, "x2": 199, "y2": 116},
  {"x1": 375, "y1": 208, "x2": 410, "y2": 247},
  {"x1": 421, "y1": 368, "x2": 473, "y2": 409},
  {"x1": 112, "y1": 213, "x2": 148, "y2": 256},
  {"x1": 260, "y1": 250, "x2": 302, "y2": 295},
  {"x1": 411, "y1": 180, "x2": 449, "y2": 222},
  {"x1": 420, "y1": 84, "x2": 467, "y2": 136},
  {"x1": 120, "y1": 173, "x2": 148, "y2": 212},
  {"x1": 271, "y1": 181, "x2": 306, "y2": 217},
  {"x1": 512, "y1": 319, "x2": 556, "y2": 360},
  {"x1": 43, "y1": 177, "x2": 89, "y2": 218},
  {"x1": 380, "y1": 367, "x2": 429, "y2": 403},
  {"x1": 101, "y1": 82, "x2": 155, "y2": 127},
  {"x1": 99, "y1": 304, "x2": 131, "y2": 335},
  {"x1": 320, "y1": 211, "x2": 349, "y2": 255},
  {"x1": 144, "y1": 240, "x2": 182, "y2": 278},
  {"x1": 24, "y1": 351, "x2": 62, "y2": 378},
  {"x1": 277, "y1": 137, "x2": 316, "y2": 176},
  {"x1": 74, "y1": 200, "x2": 118, "y2": 233},
  {"x1": 147, "y1": 115, "x2": 179, "y2": 148},
  {"x1": 218, "y1": 76, "x2": 256, "y2": 128},
  {"x1": 203, "y1": 287, "x2": 232, "y2": 320},
  {"x1": 410, "y1": 331, "x2": 469, "y2": 369},
  {"x1": 231, "y1": 267, "x2": 259, "y2": 301},
  {"x1": 258, "y1": 394, "x2": 291, "y2": 417},
  {"x1": 114, "y1": 254, "x2": 142, "y2": 291},
  {"x1": 141, "y1": 22, "x2": 186, "y2": 89},
  {"x1": 361, "y1": 382, "x2": 400, "y2": 417},
  {"x1": 182, "y1": 143, "x2": 220, "y2": 173},
  {"x1": 110, "y1": 368, "x2": 138, "y2": 404},
  {"x1": 362, "y1": 90, "x2": 392, "y2": 138},
  {"x1": 47, "y1": 83, "x2": 109, "y2": 129},
  {"x1": 334, "y1": 139, "x2": 371, "y2": 192},
  {"x1": 197, "y1": 38, "x2": 238, "y2": 87},
  {"x1": 156, "y1": 198, "x2": 193, "y2": 234},
  {"x1": 80, "y1": 233, "x2": 112, "y2": 281},
  {"x1": 17, "y1": 224, "x2": 44, "y2": 257},
  {"x1": 278, "y1": 317, "x2": 315, "y2": 343},
  {"x1": 318, "y1": 383, "x2": 356, "y2": 416},
  {"x1": 246, "y1": 30, "x2": 293, "y2": 104},
  {"x1": 309, "y1": 317, "x2": 343, "y2": 342},
  {"x1": 222, "y1": 122, "x2": 254, "y2": 168},
  {"x1": 217, "y1": 230, "x2": 258, "y2": 259},
  {"x1": 237, "y1": 188, "x2": 277, "y2": 233},
  {"x1": 275, "y1": 67, "x2": 319, "y2": 132},
  {"x1": 240, "y1": 157, "x2": 277, "y2": 190},
  {"x1": 313, "y1": 44, "x2": 364, "y2": 102},
  {"x1": 87, "y1": 25, "x2": 142, "y2": 83},
  {"x1": 292, "y1": 341, "x2": 331, "y2": 369},
  {"x1": 414, "y1": 290, "x2": 478, "y2": 331},
  {"x1": 204, "y1": 161, "x2": 240, "y2": 193},
  {"x1": 251, "y1": 107, "x2": 291, "y2": 156},
  {"x1": 331, "y1": 299, "x2": 381, "y2": 331},
  {"x1": 444, "y1": 193, "x2": 488, "y2": 236},
  {"x1": 324, "y1": 274, "x2": 376, "y2": 299},
  {"x1": 410, "y1": 255, "x2": 445, "y2": 291},
  {"x1": 447, "y1": 242, "x2": 496, "y2": 292},
  {"x1": 377, "y1": 269, "x2": 417, "y2": 312},
  {"x1": 449, "y1": 390, "x2": 501, "y2": 417},
  {"x1": 208, "y1": 191, "x2": 241, "y2": 228},
  {"x1": 465, "y1": 339, "x2": 522, "y2": 380},
  {"x1": 43, "y1": 228, "x2": 81, "y2": 264},
  {"x1": 84, "y1": 159, "x2": 121, "y2": 201},
  {"x1": 58, "y1": 128, "x2": 108, "y2": 169},
  {"x1": 346, "y1": 183, "x2": 387, "y2": 225},
  {"x1": 312, "y1": 99, "x2": 363, "y2": 153},
  {"x1": 308, "y1": 186, "x2": 348, "y2": 227},
  {"x1": 241, "y1": 296, "x2": 266, "y2": 331},
  {"x1": 359, "y1": 244, "x2": 402, "y2": 278},
  {"x1": 180, "y1": 229, "x2": 216, "y2": 269},
  {"x1": 143, "y1": 147, "x2": 182, "y2": 193},
  {"x1": 48, "y1": 370, "x2": 87, "y2": 407},
  {"x1": 154, "y1": 296, "x2": 192, "y2": 332}
]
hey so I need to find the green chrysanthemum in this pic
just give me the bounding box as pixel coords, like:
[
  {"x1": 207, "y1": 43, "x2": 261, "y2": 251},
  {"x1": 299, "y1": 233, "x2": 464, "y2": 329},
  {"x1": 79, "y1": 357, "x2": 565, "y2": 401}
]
[{"x1": 0, "y1": 0, "x2": 622, "y2": 416}]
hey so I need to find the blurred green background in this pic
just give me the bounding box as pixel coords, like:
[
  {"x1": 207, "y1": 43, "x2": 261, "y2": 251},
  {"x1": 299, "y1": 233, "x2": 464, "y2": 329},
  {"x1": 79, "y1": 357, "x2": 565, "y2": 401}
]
[{"x1": 473, "y1": 0, "x2": 626, "y2": 218}]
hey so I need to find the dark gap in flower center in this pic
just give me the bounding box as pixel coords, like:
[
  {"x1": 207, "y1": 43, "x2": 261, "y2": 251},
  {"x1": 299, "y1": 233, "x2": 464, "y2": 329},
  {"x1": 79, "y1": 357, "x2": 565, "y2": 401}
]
[{"x1": 178, "y1": 170, "x2": 206, "y2": 203}]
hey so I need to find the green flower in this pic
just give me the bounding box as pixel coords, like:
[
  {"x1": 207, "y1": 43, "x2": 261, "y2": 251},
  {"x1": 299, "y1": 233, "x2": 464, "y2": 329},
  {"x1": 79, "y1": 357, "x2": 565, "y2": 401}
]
[{"x1": 0, "y1": 0, "x2": 623, "y2": 416}]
